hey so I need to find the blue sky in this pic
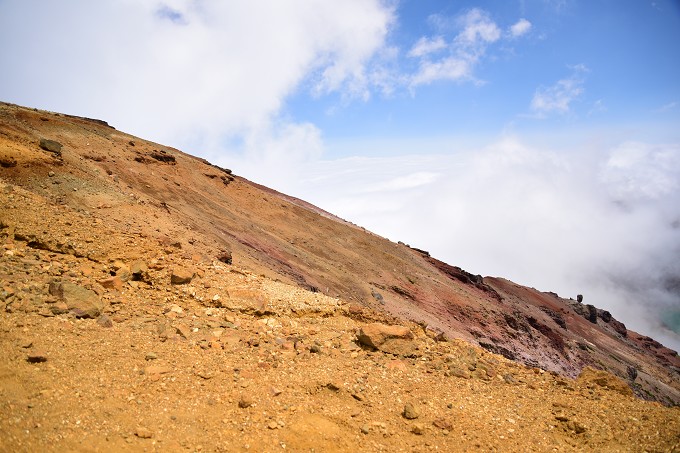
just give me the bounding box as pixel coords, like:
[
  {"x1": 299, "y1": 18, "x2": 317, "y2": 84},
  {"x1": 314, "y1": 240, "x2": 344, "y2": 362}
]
[
  {"x1": 1, "y1": 0, "x2": 679, "y2": 348},
  {"x1": 285, "y1": 0, "x2": 680, "y2": 156}
]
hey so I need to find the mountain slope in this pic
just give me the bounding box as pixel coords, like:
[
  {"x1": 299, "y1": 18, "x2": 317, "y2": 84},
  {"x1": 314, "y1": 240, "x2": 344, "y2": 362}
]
[
  {"x1": 1, "y1": 101, "x2": 678, "y2": 403},
  {"x1": 1, "y1": 101, "x2": 679, "y2": 451}
]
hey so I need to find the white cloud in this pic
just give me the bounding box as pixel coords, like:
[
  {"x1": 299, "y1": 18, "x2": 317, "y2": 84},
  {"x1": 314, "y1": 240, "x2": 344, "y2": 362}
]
[
  {"x1": 407, "y1": 36, "x2": 447, "y2": 58},
  {"x1": 455, "y1": 8, "x2": 502, "y2": 46},
  {"x1": 0, "y1": 0, "x2": 394, "y2": 153},
  {"x1": 600, "y1": 141, "x2": 680, "y2": 200},
  {"x1": 410, "y1": 57, "x2": 473, "y2": 87},
  {"x1": 409, "y1": 8, "x2": 527, "y2": 88},
  {"x1": 509, "y1": 18, "x2": 532, "y2": 37},
  {"x1": 279, "y1": 137, "x2": 680, "y2": 351},
  {"x1": 530, "y1": 65, "x2": 588, "y2": 115}
]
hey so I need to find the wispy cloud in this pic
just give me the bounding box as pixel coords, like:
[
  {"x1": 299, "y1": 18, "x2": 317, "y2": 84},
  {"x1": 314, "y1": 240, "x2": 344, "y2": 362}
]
[
  {"x1": 509, "y1": 18, "x2": 532, "y2": 38},
  {"x1": 408, "y1": 8, "x2": 527, "y2": 88},
  {"x1": 588, "y1": 99, "x2": 607, "y2": 116},
  {"x1": 455, "y1": 8, "x2": 502, "y2": 45},
  {"x1": 655, "y1": 101, "x2": 678, "y2": 113},
  {"x1": 530, "y1": 65, "x2": 588, "y2": 115},
  {"x1": 407, "y1": 36, "x2": 447, "y2": 58}
]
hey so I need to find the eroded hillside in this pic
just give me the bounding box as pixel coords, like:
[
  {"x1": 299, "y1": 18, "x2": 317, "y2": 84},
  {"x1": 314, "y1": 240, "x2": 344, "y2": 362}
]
[{"x1": 1, "y1": 102, "x2": 679, "y2": 451}]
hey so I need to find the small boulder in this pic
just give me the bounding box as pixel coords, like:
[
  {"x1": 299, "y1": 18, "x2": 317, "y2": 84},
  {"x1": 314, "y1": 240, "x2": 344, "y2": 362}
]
[
  {"x1": 39, "y1": 138, "x2": 63, "y2": 156},
  {"x1": 170, "y1": 267, "x2": 193, "y2": 284},
  {"x1": 217, "y1": 250, "x2": 232, "y2": 265},
  {"x1": 130, "y1": 260, "x2": 150, "y2": 282},
  {"x1": 27, "y1": 350, "x2": 48, "y2": 363},
  {"x1": 135, "y1": 427, "x2": 153, "y2": 439},
  {"x1": 238, "y1": 394, "x2": 254, "y2": 408},
  {"x1": 111, "y1": 261, "x2": 131, "y2": 282},
  {"x1": 96, "y1": 314, "x2": 114, "y2": 328},
  {"x1": 48, "y1": 281, "x2": 104, "y2": 318},
  {"x1": 402, "y1": 402, "x2": 420, "y2": 420}
]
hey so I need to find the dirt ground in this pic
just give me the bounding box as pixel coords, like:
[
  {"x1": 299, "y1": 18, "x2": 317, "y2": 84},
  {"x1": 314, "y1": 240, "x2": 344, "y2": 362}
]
[{"x1": 1, "y1": 175, "x2": 679, "y2": 453}]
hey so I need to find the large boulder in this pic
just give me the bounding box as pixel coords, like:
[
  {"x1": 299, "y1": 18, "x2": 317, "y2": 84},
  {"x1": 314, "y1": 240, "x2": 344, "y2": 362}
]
[
  {"x1": 357, "y1": 323, "x2": 417, "y2": 357},
  {"x1": 48, "y1": 281, "x2": 104, "y2": 318}
]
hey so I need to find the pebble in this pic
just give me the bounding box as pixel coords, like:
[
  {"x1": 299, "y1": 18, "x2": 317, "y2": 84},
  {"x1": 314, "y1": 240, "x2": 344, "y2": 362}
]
[
  {"x1": 411, "y1": 423, "x2": 426, "y2": 435},
  {"x1": 26, "y1": 350, "x2": 48, "y2": 363},
  {"x1": 238, "y1": 394, "x2": 254, "y2": 408},
  {"x1": 175, "y1": 324, "x2": 191, "y2": 339},
  {"x1": 144, "y1": 365, "x2": 171, "y2": 375},
  {"x1": 403, "y1": 402, "x2": 420, "y2": 420},
  {"x1": 326, "y1": 382, "x2": 341, "y2": 391},
  {"x1": 96, "y1": 314, "x2": 114, "y2": 328},
  {"x1": 135, "y1": 427, "x2": 153, "y2": 439}
]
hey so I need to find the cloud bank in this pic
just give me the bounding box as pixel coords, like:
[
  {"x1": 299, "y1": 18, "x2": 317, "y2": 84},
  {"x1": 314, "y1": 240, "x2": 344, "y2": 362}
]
[
  {"x1": 0, "y1": 0, "x2": 394, "y2": 157},
  {"x1": 284, "y1": 138, "x2": 680, "y2": 351}
]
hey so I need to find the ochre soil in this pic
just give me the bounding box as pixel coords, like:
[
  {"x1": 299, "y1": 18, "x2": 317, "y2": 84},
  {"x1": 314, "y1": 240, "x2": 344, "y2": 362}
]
[{"x1": 1, "y1": 102, "x2": 679, "y2": 452}]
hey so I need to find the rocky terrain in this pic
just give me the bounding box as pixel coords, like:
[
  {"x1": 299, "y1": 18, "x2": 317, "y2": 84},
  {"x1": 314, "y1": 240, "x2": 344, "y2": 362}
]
[{"x1": 1, "y1": 101, "x2": 679, "y2": 452}]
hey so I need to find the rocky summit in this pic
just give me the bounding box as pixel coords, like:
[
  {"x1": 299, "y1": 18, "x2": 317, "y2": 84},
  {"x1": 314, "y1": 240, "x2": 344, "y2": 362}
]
[{"x1": 0, "y1": 101, "x2": 679, "y2": 452}]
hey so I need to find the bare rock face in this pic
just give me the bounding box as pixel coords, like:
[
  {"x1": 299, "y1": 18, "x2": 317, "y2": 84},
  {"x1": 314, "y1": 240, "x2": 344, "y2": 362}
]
[
  {"x1": 357, "y1": 323, "x2": 417, "y2": 357},
  {"x1": 577, "y1": 366, "x2": 634, "y2": 397},
  {"x1": 48, "y1": 281, "x2": 104, "y2": 318}
]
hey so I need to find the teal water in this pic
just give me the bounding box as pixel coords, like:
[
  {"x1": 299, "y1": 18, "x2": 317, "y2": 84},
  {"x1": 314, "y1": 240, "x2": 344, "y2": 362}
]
[{"x1": 662, "y1": 310, "x2": 680, "y2": 334}]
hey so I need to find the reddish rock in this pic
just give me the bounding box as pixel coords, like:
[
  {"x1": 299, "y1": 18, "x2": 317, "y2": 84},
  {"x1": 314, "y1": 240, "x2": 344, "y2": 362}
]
[
  {"x1": 357, "y1": 323, "x2": 417, "y2": 356},
  {"x1": 433, "y1": 418, "x2": 454, "y2": 430},
  {"x1": 358, "y1": 323, "x2": 413, "y2": 348},
  {"x1": 98, "y1": 276, "x2": 123, "y2": 290},
  {"x1": 217, "y1": 250, "x2": 232, "y2": 264}
]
